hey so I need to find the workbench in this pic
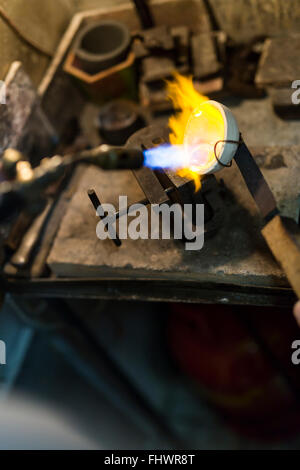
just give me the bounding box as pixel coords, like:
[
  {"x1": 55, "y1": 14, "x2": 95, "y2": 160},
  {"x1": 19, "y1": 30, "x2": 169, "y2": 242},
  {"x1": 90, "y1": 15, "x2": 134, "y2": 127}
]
[{"x1": 6, "y1": 141, "x2": 300, "y2": 307}]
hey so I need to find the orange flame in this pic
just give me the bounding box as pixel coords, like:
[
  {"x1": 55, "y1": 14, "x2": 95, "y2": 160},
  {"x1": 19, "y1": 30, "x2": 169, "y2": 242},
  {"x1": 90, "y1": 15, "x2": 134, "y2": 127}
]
[
  {"x1": 167, "y1": 73, "x2": 209, "y2": 191},
  {"x1": 167, "y1": 73, "x2": 209, "y2": 190}
]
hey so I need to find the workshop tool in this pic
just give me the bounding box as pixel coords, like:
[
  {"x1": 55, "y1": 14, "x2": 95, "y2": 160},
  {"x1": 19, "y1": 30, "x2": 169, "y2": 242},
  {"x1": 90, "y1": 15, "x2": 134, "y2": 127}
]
[
  {"x1": 178, "y1": 99, "x2": 300, "y2": 298},
  {"x1": 132, "y1": 0, "x2": 155, "y2": 29},
  {"x1": 97, "y1": 100, "x2": 146, "y2": 146},
  {"x1": 73, "y1": 21, "x2": 131, "y2": 75},
  {"x1": 87, "y1": 189, "x2": 122, "y2": 248},
  {"x1": 9, "y1": 200, "x2": 52, "y2": 269},
  {"x1": 87, "y1": 169, "x2": 221, "y2": 248},
  {"x1": 128, "y1": 124, "x2": 222, "y2": 235},
  {"x1": 64, "y1": 48, "x2": 137, "y2": 104},
  {"x1": 88, "y1": 124, "x2": 223, "y2": 247}
]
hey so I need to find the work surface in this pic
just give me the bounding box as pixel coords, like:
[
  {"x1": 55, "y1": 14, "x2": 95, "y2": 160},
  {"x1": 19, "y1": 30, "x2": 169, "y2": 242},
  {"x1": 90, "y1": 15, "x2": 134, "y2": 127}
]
[{"x1": 44, "y1": 144, "x2": 300, "y2": 306}]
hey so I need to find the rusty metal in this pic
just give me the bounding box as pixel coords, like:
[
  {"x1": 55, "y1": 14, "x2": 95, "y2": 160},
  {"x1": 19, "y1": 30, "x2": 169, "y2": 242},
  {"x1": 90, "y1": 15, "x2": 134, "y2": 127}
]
[
  {"x1": 73, "y1": 21, "x2": 131, "y2": 75},
  {"x1": 4, "y1": 277, "x2": 296, "y2": 308},
  {"x1": 0, "y1": 6, "x2": 53, "y2": 58},
  {"x1": 233, "y1": 139, "x2": 300, "y2": 300}
]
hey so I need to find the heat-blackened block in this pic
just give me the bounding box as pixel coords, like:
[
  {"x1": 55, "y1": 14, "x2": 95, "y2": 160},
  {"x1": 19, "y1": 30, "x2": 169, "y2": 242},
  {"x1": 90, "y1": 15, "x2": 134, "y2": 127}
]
[{"x1": 256, "y1": 35, "x2": 300, "y2": 88}]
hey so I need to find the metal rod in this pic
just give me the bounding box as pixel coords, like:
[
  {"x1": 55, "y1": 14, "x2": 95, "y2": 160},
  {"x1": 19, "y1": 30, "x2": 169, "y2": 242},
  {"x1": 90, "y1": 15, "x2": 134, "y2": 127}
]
[{"x1": 87, "y1": 189, "x2": 121, "y2": 247}]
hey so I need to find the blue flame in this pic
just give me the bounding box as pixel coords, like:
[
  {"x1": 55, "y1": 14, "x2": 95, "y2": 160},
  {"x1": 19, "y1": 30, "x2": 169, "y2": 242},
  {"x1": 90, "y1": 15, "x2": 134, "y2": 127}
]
[{"x1": 143, "y1": 144, "x2": 188, "y2": 171}]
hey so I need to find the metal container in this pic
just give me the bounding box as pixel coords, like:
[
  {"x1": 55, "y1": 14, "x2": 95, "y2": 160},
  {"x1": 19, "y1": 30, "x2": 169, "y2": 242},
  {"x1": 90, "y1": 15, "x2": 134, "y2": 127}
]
[
  {"x1": 74, "y1": 20, "x2": 131, "y2": 75},
  {"x1": 64, "y1": 21, "x2": 137, "y2": 104}
]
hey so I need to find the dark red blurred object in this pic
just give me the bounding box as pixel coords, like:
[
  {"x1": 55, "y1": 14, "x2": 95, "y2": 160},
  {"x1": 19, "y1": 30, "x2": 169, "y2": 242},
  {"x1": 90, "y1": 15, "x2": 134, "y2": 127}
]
[{"x1": 168, "y1": 303, "x2": 300, "y2": 440}]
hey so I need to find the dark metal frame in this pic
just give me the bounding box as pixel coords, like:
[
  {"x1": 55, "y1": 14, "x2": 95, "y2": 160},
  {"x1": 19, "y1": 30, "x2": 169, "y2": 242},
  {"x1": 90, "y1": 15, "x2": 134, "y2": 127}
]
[{"x1": 5, "y1": 276, "x2": 295, "y2": 307}]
